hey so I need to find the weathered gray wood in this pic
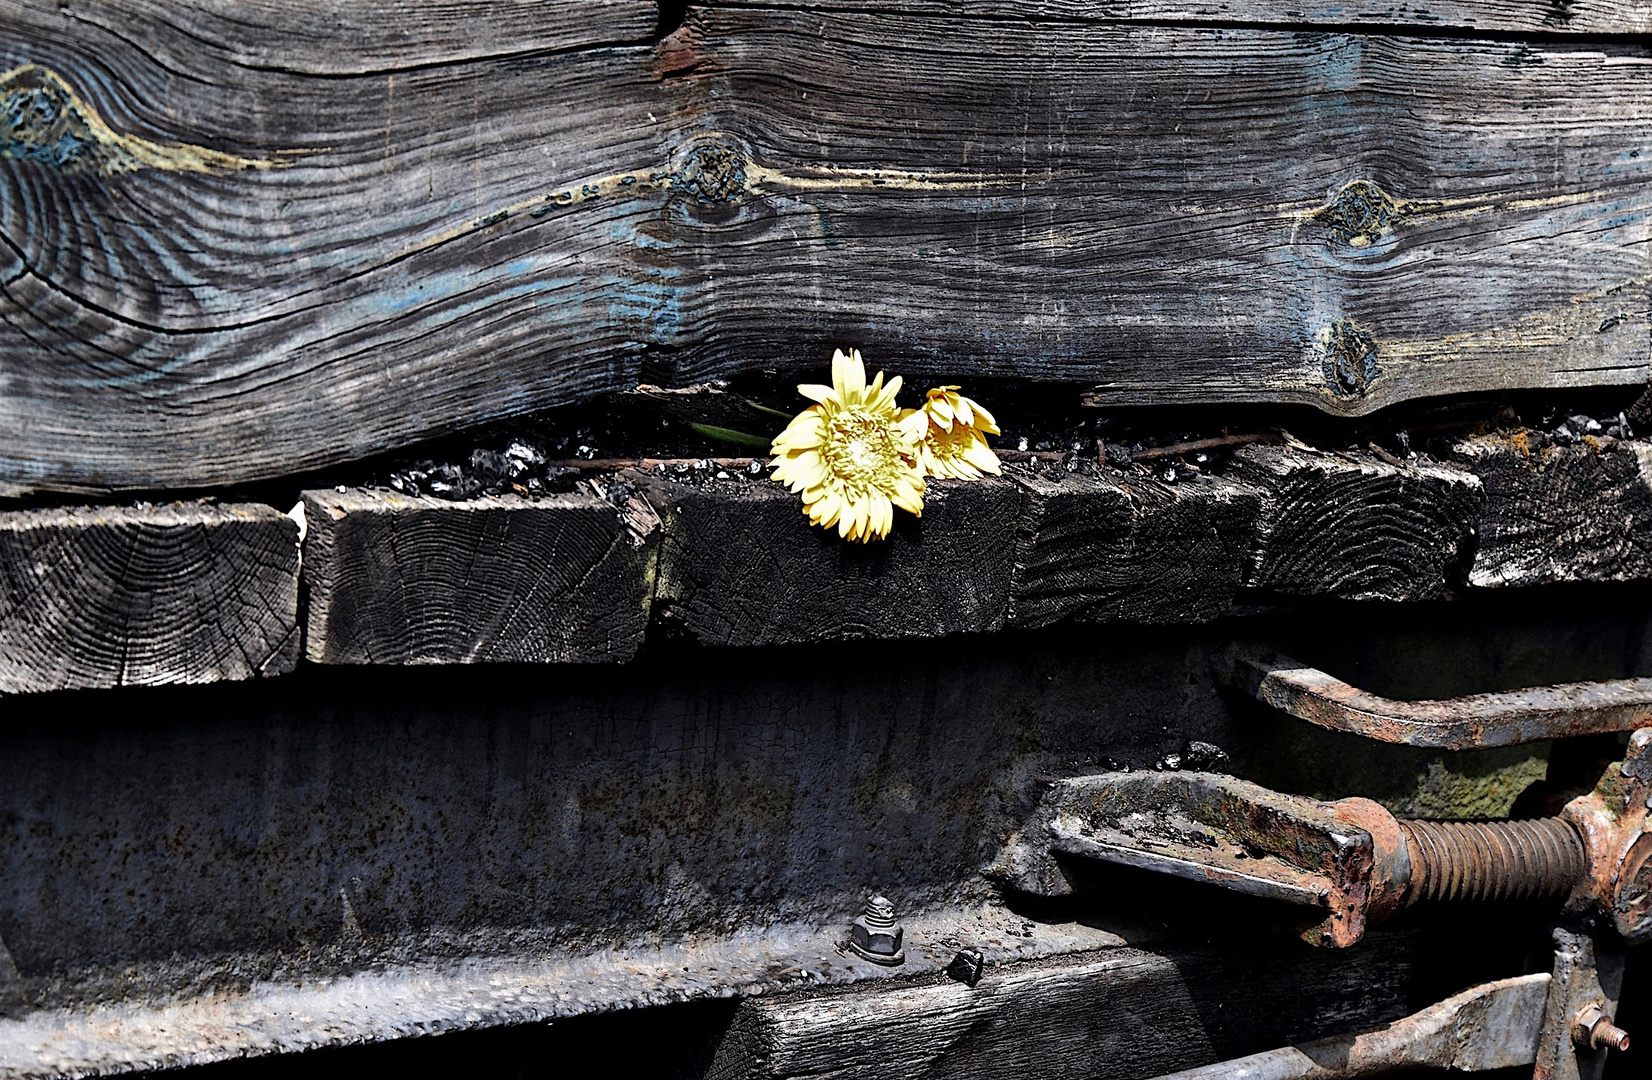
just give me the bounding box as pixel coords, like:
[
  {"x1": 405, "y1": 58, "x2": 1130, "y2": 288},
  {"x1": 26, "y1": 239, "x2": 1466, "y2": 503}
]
[
  {"x1": 709, "y1": 937, "x2": 1416, "y2": 1080},
  {"x1": 710, "y1": 0, "x2": 1652, "y2": 34},
  {"x1": 2, "y1": 4, "x2": 1648, "y2": 494},
  {"x1": 55, "y1": 1, "x2": 660, "y2": 75},
  {"x1": 1008, "y1": 467, "x2": 1262, "y2": 627},
  {"x1": 0, "y1": 0, "x2": 676, "y2": 496},
  {"x1": 660, "y1": 11, "x2": 1651, "y2": 414},
  {"x1": 300, "y1": 487, "x2": 658, "y2": 665},
  {"x1": 1449, "y1": 434, "x2": 1652, "y2": 587},
  {"x1": 646, "y1": 473, "x2": 1018, "y2": 646},
  {"x1": 1226, "y1": 445, "x2": 1482, "y2": 601},
  {"x1": 0, "y1": 502, "x2": 298, "y2": 694}
]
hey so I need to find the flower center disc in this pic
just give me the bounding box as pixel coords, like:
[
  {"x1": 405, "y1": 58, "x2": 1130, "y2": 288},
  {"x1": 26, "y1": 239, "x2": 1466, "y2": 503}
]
[{"x1": 824, "y1": 412, "x2": 900, "y2": 494}]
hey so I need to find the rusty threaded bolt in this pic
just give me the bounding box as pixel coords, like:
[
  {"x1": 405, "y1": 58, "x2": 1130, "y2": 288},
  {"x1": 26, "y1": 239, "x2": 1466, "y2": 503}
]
[
  {"x1": 1572, "y1": 1003, "x2": 1632, "y2": 1052},
  {"x1": 1397, "y1": 816, "x2": 1587, "y2": 906}
]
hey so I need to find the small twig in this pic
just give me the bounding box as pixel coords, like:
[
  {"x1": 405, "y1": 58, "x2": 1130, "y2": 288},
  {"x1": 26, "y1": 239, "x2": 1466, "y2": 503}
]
[
  {"x1": 546, "y1": 449, "x2": 1070, "y2": 471},
  {"x1": 1129, "y1": 432, "x2": 1279, "y2": 462},
  {"x1": 544, "y1": 457, "x2": 762, "y2": 471},
  {"x1": 991, "y1": 449, "x2": 1067, "y2": 463},
  {"x1": 1366, "y1": 441, "x2": 1405, "y2": 467}
]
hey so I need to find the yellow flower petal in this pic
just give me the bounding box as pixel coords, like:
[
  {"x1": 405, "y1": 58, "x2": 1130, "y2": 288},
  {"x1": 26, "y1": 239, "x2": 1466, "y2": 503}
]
[
  {"x1": 967, "y1": 399, "x2": 999, "y2": 434},
  {"x1": 964, "y1": 440, "x2": 1002, "y2": 473},
  {"x1": 769, "y1": 348, "x2": 929, "y2": 541}
]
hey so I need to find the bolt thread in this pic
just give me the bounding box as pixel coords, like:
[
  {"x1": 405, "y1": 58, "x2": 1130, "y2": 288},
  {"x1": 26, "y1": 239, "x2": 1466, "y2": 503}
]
[
  {"x1": 1399, "y1": 817, "x2": 1586, "y2": 906},
  {"x1": 1593, "y1": 1021, "x2": 1633, "y2": 1053},
  {"x1": 862, "y1": 897, "x2": 896, "y2": 928}
]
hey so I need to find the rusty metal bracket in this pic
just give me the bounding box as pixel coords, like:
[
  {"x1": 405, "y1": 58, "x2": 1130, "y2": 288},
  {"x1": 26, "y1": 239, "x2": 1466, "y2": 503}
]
[
  {"x1": 1533, "y1": 925, "x2": 1629, "y2": 1080},
  {"x1": 1150, "y1": 972, "x2": 1553, "y2": 1079},
  {"x1": 992, "y1": 771, "x2": 1406, "y2": 947},
  {"x1": 1220, "y1": 643, "x2": 1652, "y2": 749},
  {"x1": 997, "y1": 730, "x2": 1652, "y2": 952}
]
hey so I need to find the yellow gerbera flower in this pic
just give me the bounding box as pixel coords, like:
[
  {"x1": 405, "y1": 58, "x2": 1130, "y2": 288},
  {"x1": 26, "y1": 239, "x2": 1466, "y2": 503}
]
[
  {"x1": 770, "y1": 349, "x2": 927, "y2": 542},
  {"x1": 919, "y1": 385, "x2": 1002, "y2": 480}
]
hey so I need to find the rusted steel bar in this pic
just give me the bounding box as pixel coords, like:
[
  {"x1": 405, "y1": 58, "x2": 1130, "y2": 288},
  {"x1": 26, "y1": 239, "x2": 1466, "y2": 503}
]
[
  {"x1": 1223, "y1": 644, "x2": 1652, "y2": 749},
  {"x1": 1150, "y1": 973, "x2": 1552, "y2": 1079}
]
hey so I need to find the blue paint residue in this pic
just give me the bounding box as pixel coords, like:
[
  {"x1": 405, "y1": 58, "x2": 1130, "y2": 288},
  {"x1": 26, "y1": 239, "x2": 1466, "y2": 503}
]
[{"x1": 0, "y1": 83, "x2": 94, "y2": 170}]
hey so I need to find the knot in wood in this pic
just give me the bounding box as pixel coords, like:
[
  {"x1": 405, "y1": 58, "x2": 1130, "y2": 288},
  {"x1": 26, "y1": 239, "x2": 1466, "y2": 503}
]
[
  {"x1": 1315, "y1": 179, "x2": 1401, "y2": 248},
  {"x1": 673, "y1": 143, "x2": 747, "y2": 203},
  {"x1": 0, "y1": 65, "x2": 95, "y2": 173},
  {"x1": 1320, "y1": 318, "x2": 1379, "y2": 397}
]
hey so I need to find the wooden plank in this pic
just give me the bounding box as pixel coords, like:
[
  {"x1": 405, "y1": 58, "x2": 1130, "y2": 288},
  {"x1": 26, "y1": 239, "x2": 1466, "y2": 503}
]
[
  {"x1": 3, "y1": 5, "x2": 1648, "y2": 494},
  {"x1": 665, "y1": 11, "x2": 1651, "y2": 415},
  {"x1": 1007, "y1": 466, "x2": 1261, "y2": 627},
  {"x1": 709, "y1": 0, "x2": 1652, "y2": 35},
  {"x1": 51, "y1": 1, "x2": 660, "y2": 76},
  {"x1": 300, "y1": 487, "x2": 659, "y2": 665},
  {"x1": 0, "y1": 0, "x2": 678, "y2": 495},
  {"x1": 0, "y1": 501, "x2": 298, "y2": 694},
  {"x1": 1226, "y1": 444, "x2": 1482, "y2": 601},
  {"x1": 646, "y1": 473, "x2": 1018, "y2": 646},
  {"x1": 708, "y1": 937, "x2": 1416, "y2": 1080},
  {"x1": 1448, "y1": 433, "x2": 1652, "y2": 587}
]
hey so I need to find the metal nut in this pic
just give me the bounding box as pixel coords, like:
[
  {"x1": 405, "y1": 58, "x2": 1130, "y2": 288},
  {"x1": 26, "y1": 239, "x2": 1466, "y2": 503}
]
[
  {"x1": 849, "y1": 895, "x2": 904, "y2": 966},
  {"x1": 1571, "y1": 1002, "x2": 1632, "y2": 1052}
]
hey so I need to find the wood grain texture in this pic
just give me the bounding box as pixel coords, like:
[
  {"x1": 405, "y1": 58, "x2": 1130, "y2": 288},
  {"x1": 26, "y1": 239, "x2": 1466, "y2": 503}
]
[
  {"x1": 660, "y1": 10, "x2": 1652, "y2": 414},
  {"x1": 2, "y1": 3, "x2": 1649, "y2": 493},
  {"x1": 645, "y1": 474, "x2": 1018, "y2": 646},
  {"x1": 57, "y1": 0, "x2": 660, "y2": 76},
  {"x1": 709, "y1": 938, "x2": 1415, "y2": 1080},
  {"x1": 1007, "y1": 467, "x2": 1262, "y2": 627},
  {"x1": 709, "y1": 0, "x2": 1652, "y2": 35},
  {"x1": 0, "y1": 501, "x2": 298, "y2": 694},
  {"x1": 1227, "y1": 444, "x2": 1482, "y2": 600},
  {"x1": 1449, "y1": 434, "x2": 1652, "y2": 587},
  {"x1": 300, "y1": 488, "x2": 658, "y2": 665},
  {"x1": 0, "y1": 0, "x2": 679, "y2": 495}
]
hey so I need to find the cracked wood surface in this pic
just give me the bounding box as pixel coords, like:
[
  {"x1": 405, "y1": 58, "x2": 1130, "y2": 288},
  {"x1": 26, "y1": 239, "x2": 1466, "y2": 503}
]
[
  {"x1": 10, "y1": 433, "x2": 1652, "y2": 693},
  {"x1": 646, "y1": 472, "x2": 1019, "y2": 646},
  {"x1": 707, "y1": 0, "x2": 1652, "y2": 34},
  {"x1": 300, "y1": 487, "x2": 659, "y2": 665},
  {"x1": 1227, "y1": 443, "x2": 1483, "y2": 601},
  {"x1": 0, "y1": 501, "x2": 299, "y2": 693},
  {"x1": 1008, "y1": 466, "x2": 1262, "y2": 626},
  {"x1": 1450, "y1": 434, "x2": 1652, "y2": 586},
  {"x1": 709, "y1": 935, "x2": 1417, "y2": 1080},
  {"x1": 0, "y1": 2, "x2": 1648, "y2": 493}
]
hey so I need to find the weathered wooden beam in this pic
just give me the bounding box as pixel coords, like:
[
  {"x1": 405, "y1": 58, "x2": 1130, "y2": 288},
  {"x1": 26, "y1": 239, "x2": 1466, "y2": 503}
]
[
  {"x1": 0, "y1": 0, "x2": 677, "y2": 496},
  {"x1": 660, "y1": 11, "x2": 1651, "y2": 412},
  {"x1": 0, "y1": 502, "x2": 298, "y2": 694},
  {"x1": 709, "y1": 0, "x2": 1652, "y2": 35},
  {"x1": 1008, "y1": 467, "x2": 1262, "y2": 627},
  {"x1": 1226, "y1": 445, "x2": 1482, "y2": 601},
  {"x1": 300, "y1": 487, "x2": 659, "y2": 665},
  {"x1": 52, "y1": 0, "x2": 661, "y2": 76},
  {"x1": 1448, "y1": 434, "x2": 1652, "y2": 587},
  {"x1": 2, "y1": 4, "x2": 1647, "y2": 494},
  {"x1": 709, "y1": 935, "x2": 1417, "y2": 1080},
  {"x1": 645, "y1": 473, "x2": 1018, "y2": 646}
]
